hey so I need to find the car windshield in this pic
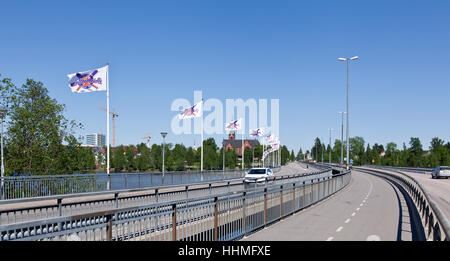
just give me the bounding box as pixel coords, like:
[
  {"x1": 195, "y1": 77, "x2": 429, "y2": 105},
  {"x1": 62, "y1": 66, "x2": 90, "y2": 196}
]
[
  {"x1": 440, "y1": 167, "x2": 450, "y2": 170},
  {"x1": 247, "y1": 169, "x2": 266, "y2": 175}
]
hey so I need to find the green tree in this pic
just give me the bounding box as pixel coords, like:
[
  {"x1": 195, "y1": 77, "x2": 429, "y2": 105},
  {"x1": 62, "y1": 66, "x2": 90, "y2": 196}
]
[{"x1": 4, "y1": 79, "x2": 82, "y2": 175}]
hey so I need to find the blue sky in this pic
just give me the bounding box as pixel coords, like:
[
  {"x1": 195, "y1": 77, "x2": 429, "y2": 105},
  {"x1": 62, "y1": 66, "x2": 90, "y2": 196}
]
[{"x1": 1, "y1": 0, "x2": 450, "y2": 153}]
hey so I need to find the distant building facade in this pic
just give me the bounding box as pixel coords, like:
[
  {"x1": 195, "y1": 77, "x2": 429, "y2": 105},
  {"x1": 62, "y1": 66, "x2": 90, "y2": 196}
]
[
  {"x1": 223, "y1": 131, "x2": 259, "y2": 157},
  {"x1": 86, "y1": 133, "x2": 106, "y2": 148}
]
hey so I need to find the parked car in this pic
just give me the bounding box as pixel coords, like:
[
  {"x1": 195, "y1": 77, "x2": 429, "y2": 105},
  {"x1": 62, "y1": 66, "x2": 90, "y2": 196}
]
[
  {"x1": 244, "y1": 168, "x2": 275, "y2": 185},
  {"x1": 431, "y1": 166, "x2": 450, "y2": 179}
]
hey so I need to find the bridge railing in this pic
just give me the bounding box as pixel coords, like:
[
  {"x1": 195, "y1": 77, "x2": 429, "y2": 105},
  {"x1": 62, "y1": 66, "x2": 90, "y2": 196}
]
[
  {"x1": 0, "y1": 169, "x2": 249, "y2": 201},
  {"x1": 0, "y1": 167, "x2": 283, "y2": 201},
  {"x1": 0, "y1": 167, "x2": 326, "y2": 225},
  {"x1": 361, "y1": 165, "x2": 433, "y2": 174},
  {"x1": 357, "y1": 166, "x2": 450, "y2": 241},
  {"x1": 0, "y1": 168, "x2": 351, "y2": 241}
]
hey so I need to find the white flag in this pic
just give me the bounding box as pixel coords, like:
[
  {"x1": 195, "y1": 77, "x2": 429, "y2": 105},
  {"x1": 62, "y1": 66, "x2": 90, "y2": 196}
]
[
  {"x1": 225, "y1": 118, "x2": 242, "y2": 132},
  {"x1": 266, "y1": 134, "x2": 278, "y2": 144},
  {"x1": 249, "y1": 128, "x2": 264, "y2": 137},
  {"x1": 179, "y1": 101, "x2": 203, "y2": 119},
  {"x1": 68, "y1": 65, "x2": 108, "y2": 93}
]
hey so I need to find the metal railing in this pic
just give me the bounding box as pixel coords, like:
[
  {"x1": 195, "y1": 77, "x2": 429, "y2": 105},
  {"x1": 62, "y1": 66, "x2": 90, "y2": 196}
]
[
  {"x1": 0, "y1": 169, "x2": 253, "y2": 201},
  {"x1": 356, "y1": 166, "x2": 450, "y2": 241},
  {"x1": 0, "y1": 168, "x2": 350, "y2": 241},
  {"x1": 0, "y1": 167, "x2": 328, "y2": 226},
  {"x1": 362, "y1": 165, "x2": 433, "y2": 174}
]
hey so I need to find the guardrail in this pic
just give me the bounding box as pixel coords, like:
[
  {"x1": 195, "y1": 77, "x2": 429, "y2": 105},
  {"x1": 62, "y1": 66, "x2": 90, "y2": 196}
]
[
  {"x1": 0, "y1": 166, "x2": 328, "y2": 226},
  {"x1": 356, "y1": 166, "x2": 450, "y2": 241},
  {"x1": 361, "y1": 165, "x2": 433, "y2": 174},
  {"x1": 0, "y1": 168, "x2": 268, "y2": 201},
  {"x1": 0, "y1": 167, "x2": 350, "y2": 241}
]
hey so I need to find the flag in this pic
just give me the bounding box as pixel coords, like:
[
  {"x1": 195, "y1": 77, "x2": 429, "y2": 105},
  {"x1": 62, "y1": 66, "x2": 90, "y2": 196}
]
[
  {"x1": 249, "y1": 128, "x2": 264, "y2": 137},
  {"x1": 225, "y1": 118, "x2": 242, "y2": 132},
  {"x1": 68, "y1": 65, "x2": 108, "y2": 93},
  {"x1": 179, "y1": 101, "x2": 203, "y2": 119},
  {"x1": 266, "y1": 134, "x2": 279, "y2": 145}
]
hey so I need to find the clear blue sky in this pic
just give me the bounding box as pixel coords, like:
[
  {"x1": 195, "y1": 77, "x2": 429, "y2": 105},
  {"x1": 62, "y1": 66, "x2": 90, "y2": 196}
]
[{"x1": 1, "y1": 0, "x2": 450, "y2": 153}]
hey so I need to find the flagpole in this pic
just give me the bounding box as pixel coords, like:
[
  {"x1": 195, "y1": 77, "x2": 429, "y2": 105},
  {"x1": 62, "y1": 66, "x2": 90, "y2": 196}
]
[
  {"x1": 201, "y1": 99, "x2": 204, "y2": 172},
  {"x1": 242, "y1": 128, "x2": 244, "y2": 170},
  {"x1": 106, "y1": 62, "x2": 110, "y2": 190}
]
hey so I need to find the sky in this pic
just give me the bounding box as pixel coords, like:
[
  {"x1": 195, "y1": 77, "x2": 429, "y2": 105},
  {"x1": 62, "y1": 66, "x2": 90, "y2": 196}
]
[{"x1": 1, "y1": 0, "x2": 450, "y2": 153}]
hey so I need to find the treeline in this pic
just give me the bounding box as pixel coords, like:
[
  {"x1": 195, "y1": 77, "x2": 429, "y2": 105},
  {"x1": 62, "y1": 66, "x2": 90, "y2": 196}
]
[
  {"x1": 303, "y1": 136, "x2": 450, "y2": 168},
  {"x1": 0, "y1": 75, "x2": 295, "y2": 175},
  {"x1": 104, "y1": 139, "x2": 293, "y2": 172}
]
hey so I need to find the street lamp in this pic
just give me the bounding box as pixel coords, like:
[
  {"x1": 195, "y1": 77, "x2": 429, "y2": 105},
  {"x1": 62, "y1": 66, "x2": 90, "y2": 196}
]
[
  {"x1": 338, "y1": 56, "x2": 358, "y2": 169},
  {"x1": 338, "y1": 111, "x2": 347, "y2": 165},
  {"x1": 0, "y1": 108, "x2": 6, "y2": 199},
  {"x1": 161, "y1": 132, "x2": 167, "y2": 184}
]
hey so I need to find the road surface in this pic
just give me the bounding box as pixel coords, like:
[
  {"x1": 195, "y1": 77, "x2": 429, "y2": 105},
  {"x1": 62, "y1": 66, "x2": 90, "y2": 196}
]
[{"x1": 242, "y1": 170, "x2": 424, "y2": 241}]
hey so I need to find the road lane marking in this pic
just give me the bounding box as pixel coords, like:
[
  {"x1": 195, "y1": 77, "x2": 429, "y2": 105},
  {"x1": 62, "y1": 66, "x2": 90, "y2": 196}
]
[
  {"x1": 366, "y1": 235, "x2": 381, "y2": 241},
  {"x1": 356, "y1": 208, "x2": 360, "y2": 211},
  {"x1": 351, "y1": 212, "x2": 356, "y2": 216},
  {"x1": 326, "y1": 237, "x2": 334, "y2": 241},
  {"x1": 360, "y1": 203, "x2": 364, "y2": 207},
  {"x1": 336, "y1": 227, "x2": 343, "y2": 232},
  {"x1": 345, "y1": 219, "x2": 350, "y2": 223}
]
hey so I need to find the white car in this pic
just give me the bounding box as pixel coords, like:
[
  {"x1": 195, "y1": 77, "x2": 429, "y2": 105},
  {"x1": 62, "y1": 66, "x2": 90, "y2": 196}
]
[
  {"x1": 431, "y1": 166, "x2": 450, "y2": 179},
  {"x1": 244, "y1": 168, "x2": 275, "y2": 184}
]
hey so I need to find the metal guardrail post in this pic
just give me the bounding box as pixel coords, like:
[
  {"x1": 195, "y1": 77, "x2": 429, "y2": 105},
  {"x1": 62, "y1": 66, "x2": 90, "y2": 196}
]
[
  {"x1": 57, "y1": 198, "x2": 62, "y2": 216},
  {"x1": 114, "y1": 193, "x2": 119, "y2": 208},
  {"x1": 242, "y1": 191, "x2": 247, "y2": 236},
  {"x1": 172, "y1": 204, "x2": 177, "y2": 241},
  {"x1": 303, "y1": 182, "x2": 306, "y2": 207},
  {"x1": 106, "y1": 214, "x2": 113, "y2": 241},
  {"x1": 185, "y1": 186, "x2": 189, "y2": 199},
  {"x1": 292, "y1": 183, "x2": 296, "y2": 212},
  {"x1": 264, "y1": 188, "x2": 267, "y2": 226},
  {"x1": 214, "y1": 197, "x2": 218, "y2": 241},
  {"x1": 280, "y1": 185, "x2": 283, "y2": 217}
]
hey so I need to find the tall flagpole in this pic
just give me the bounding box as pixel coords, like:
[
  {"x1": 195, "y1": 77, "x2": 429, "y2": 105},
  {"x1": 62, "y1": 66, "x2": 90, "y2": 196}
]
[
  {"x1": 201, "y1": 99, "x2": 204, "y2": 172},
  {"x1": 106, "y1": 63, "x2": 110, "y2": 190},
  {"x1": 242, "y1": 127, "x2": 244, "y2": 170}
]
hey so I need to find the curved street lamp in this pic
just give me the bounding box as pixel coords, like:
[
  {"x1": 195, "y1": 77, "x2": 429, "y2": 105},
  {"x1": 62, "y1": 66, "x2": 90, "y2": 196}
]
[{"x1": 338, "y1": 56, "x2": 358, "y2": 169}]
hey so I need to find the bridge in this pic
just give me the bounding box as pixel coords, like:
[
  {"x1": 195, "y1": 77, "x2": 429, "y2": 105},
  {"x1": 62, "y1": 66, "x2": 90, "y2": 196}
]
[{"x1": 0, "y1": 163, "x2": 448, "y2": 241}]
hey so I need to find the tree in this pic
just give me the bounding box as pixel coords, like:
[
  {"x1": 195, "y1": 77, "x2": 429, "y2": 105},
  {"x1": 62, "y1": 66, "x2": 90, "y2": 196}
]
[
  {"x1": 408, "y1": 137, "x2": 423, "y2": 167},
  {"x1": 4, "y1": 79, "x2": 82, "y2": 175},
  {"x1": 296, "y1": 148, "x2": 304, "y2": 161}
]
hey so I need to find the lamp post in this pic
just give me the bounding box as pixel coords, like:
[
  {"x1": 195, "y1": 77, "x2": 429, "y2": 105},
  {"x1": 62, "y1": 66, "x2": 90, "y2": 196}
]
[
  {"x1": 338, "y1": 111, "x2": 347, "y2": 165},
  {"x1": 338, "y1": 56, "x2": 358, "y2": 169},
  {"x1": 161, "y1": 132, "x2": 167, "y2": 184},
  {"x1": 0, "y1": 108, "x2": 6, "y2": 199}
]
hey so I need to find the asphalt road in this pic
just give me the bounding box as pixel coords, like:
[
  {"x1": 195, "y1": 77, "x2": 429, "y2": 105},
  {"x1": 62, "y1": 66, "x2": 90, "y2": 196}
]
[
  {"x1": 242, "y1": 170, "x2": 423, "y2": 241},
  {"x1": 400, "y1": 170, "x2": 450, "y2": 220}
]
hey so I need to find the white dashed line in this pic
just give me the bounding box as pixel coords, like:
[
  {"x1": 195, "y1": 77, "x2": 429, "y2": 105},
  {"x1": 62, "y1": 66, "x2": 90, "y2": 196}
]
[
  {"x1": 356, "y1": 208, "x2": 360, "y2": 211},
  {"x1": 326, "y1": 237, "x2": 334, "y2": 241},
  {"x1": 345, "y1": 219, "x2": 350, "y2": 224},
  {"x1": 366, "y1": 235, "x2": 381, "y2": 241},
  {"x1": 360, "y1": 203, "x2": 364, "y2": 207},
  {"x1": 336, "y1": 227, "x2": 343, "y2": 232},
  {"x1": 351, "y1": 212, "x2": 356, "y2": 217}
]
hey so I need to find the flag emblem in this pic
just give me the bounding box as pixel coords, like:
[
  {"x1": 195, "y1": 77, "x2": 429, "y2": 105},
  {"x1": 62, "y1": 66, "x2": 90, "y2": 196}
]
[
  {"x1": 68, "y1": 65, "x2": 108, "y2": 93},
  {"x1": 225, "y1": 118, "x2": 242, "y2": 131},
  {"x1": 179, "y1": 101, "x2": 203, "y2": 119}
]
